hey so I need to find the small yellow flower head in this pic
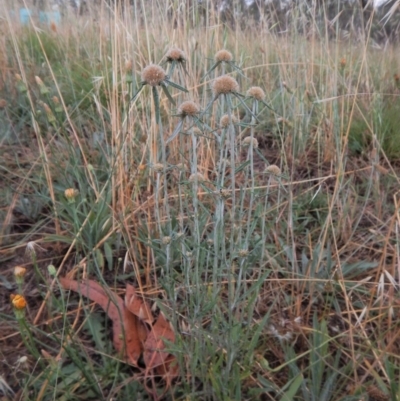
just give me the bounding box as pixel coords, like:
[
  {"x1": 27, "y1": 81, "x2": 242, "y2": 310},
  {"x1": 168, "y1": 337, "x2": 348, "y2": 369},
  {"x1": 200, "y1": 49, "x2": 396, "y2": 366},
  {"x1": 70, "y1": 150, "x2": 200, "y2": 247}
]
[
  {"x1": 243, "y1": 136, "x2": 258, "y2": 148},
  {"x1": 189, "y1": 172, "x2": 206, "y2": 183},
  {"x1": 212, "y1": 75, "x2": 239, "y2": 96},
  {"x1": 152, "y1": 163, "x2": 165, "y2": 173},
  {"x1": 64, "y1": 188, "x2": 78, "y2": 203},
  {"x1": 14, "y1": 266, "x2": 27, "y2": 279},
  {"x1": 215, "y1": 49, "x2": 233, "y2": 62},
  {"x1": 10, "y1": 294, "x2": 27, "y2": 310},
  {"x1": 265, "y1": 165, "x2": 281, "y2": 176},
  {"x1": 178, "y1": 100, "x2": 200, "y2": 117},
  {"x1": 166, "y1": 47, "x2": 186, "y2": 63},
  {"x1": 220, "y1": 114, "x2": 237, "y2": 128},
  {"x1": 246, "y1": 86, "x2": 266, "y2": 101},
  {"x1": 0, "y1": 99, "x2": 7, "y2": 109},
  {"x1": 162, "y1": 236, "x2": 171, "y2": 245},
  {"x1": 141, "y1": 64, "x2": 167, "y2": 86}
]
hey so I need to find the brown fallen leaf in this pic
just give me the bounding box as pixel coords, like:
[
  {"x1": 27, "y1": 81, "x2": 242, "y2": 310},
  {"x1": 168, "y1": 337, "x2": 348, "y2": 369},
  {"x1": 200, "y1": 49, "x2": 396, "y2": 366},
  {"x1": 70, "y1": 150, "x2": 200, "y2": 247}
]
[
  {"x1": 144, "y1": 312, "x2": 176, "y2": 370},
  {"x1": 125, "y1": 284, "x2": 153, "y2": 325},
  {"x1": 59, "y1": 278, "x2": 144, "y2": 366},
  {"x1": 155, "y1": 354, "x2": 179, "y2": 387}
]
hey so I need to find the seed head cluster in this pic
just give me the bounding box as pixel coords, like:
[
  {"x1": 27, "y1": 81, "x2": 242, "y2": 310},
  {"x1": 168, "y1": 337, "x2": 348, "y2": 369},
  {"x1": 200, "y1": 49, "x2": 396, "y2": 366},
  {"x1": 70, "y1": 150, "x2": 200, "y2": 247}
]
[
  {"x1": 215, "y1": 49, "x2": 233, "y2": 62},
  {"x1": 265, "y1": 165, "x2": 281, "y2": 176},
  {"x1": 220, "y1": 114, "x2": 237, "y2": 128},
  {"x1": 152, "y1": 163, "x2": 165, "y2": 173},
  {"x1": 243, "y1": 136, "x2": 258, "y2": 148},
  {"x1": 179, "y1": 100, "x2": 200, "y2": 117},
  {"x1": 141, "y1": 64, "x2": 167, "y2": 86},
  {"x1": 166, "y1": 47, "x2": 186, "y2": 62},
  {"x1": 212, "y1": 75, "x2": 239, "y2": 96},
  {"x1": 246, "y1": 86, "x2": 265, "y2": 101},
  {"x1": 189, "y1": 172, "x2": 205, "y2": 183}
]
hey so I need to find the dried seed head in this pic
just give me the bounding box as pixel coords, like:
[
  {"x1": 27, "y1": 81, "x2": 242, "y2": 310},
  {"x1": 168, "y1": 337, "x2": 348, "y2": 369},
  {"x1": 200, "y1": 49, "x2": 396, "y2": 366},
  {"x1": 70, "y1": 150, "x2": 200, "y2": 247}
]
[
  {"x1": 125, "y1": 59, "x2": 133, "y2": 72},
  {"x1": 215, "y1": 49, "x2": 233, "y2": 62},
  {"x1": 207, "y1": 239, "x2": 214, "y2": 246},
  {"x1": 64, "y1": 188, "x2": 78, "y2": 202},
  {"x1": 339, "y1": 57, "x2": 346, "y2": 68},
  {"x1": 265, "y1": 165, "x2": 281, "y2": 176},
  {"x1": 242, "y1": 136, "x2": 258, "y2": 148},
  {"x1": 0, "y1": 99, "x2": 7, "y2": 109},
  {"x1": 162, "y1": 236, "x2": 171, "y2": 245},
  {"x1": 175, "y1": 163, "x2": 186, "y2": 170},
  {"x1": 141, "y1": 64, "x2": 167, "y2": 86},
  {"x1": 219, "y1": 189, "x2": 231, "y2": 199},
  {"x1": 179, "y1": 100, "x2": 200, "y2": 117},
  {"x1": 10, "y1": 294, "x2": 27, "y2": 310},
  {"x1": 238, "y1": 249, "x2": 249, "y2": 258},
  {"x1": 212, "y1": 75, "x2": 239, "y2": 96},
  {"x1": 166, "y1": 47, "x2": 186, "y2": 62},
  {"x1": 15, "y1": 74, "x2": 22, "y2": 81},
  {"x1": 52, "y1": 96, "x2": 59, "y2": 104},
  {"x1": 189, "y1": 172, "x2": 205, "y2": 183},
  {"x1": 219, "y1": 114, "x2": 237, "y2": 128},
  {"x1": 186, "y1": 251, "x2": 193, "y2": 258},
  {"x1": 152, "y1": 163, "x2": 165, "y2": 173},
  {"x1": 246, "y1": 86, "x2": 265, "y2": 101}
]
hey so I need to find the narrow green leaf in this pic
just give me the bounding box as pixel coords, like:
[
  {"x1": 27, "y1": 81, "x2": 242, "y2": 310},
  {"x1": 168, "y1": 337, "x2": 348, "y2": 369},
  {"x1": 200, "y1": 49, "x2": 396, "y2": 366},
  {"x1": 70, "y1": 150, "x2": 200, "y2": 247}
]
[
  {"x1": 164, "y1": 79, "x2": 188, "y2": 92},
  {"x1": 104, "y1": 242, "x2": 113, "y2": 271},
  {"x1": 160, "y1": 83, "x2": 176, "y2": 105},
  {"x1": 280, "y1": 374, "x2": 303, "y2": 401}
]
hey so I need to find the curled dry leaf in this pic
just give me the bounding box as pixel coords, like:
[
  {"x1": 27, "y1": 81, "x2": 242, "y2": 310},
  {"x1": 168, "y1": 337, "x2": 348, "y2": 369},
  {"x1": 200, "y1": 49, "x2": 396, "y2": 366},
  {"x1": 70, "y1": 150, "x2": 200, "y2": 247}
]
[
  {"x1": 144, "y1": 312, "x2": 176, "y2": 370},
  {"x1": 59, "y1": 278, "x2": 144, "y2": 366},
  {"x1": 125, "y1": 284, "x2": 153, "y2": 325}
]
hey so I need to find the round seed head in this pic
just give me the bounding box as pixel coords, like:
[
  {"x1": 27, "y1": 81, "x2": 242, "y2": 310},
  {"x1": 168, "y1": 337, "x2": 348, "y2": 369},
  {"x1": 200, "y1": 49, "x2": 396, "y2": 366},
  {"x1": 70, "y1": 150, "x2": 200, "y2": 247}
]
[
  {"x1": 212, "y1": 75, "x2": 239, "y2": 96},
  {"x1": 220, "y1": 114, "x2": 237, "y2": 128},
  {"x1": 125, "y1": 59, "x2": 133, "y2": 72},
  {"x1": 189, "y1": 172, "x2": 205, "y2": 183},
  {"x1": 152, "y1": 163, "x2": 165, "y2": 173},
  {"x1": 0, "y1": 99, "x2": 7, "y2": 109},
  {"x1": 246, "y1": 86, "x2": 265, "y2": 101},
  {"x1": 243, "y1": 136, "x2": 258, "y2": 148},
  {"x1": 220, "y1": 189, "x2": 231, "y2": 199},
  {"x1": 179, "y1": 100, "x2": 200, "y2": 117},
  {"x1": 166, "y1": 47, "x2": 186, "y2": 62},
  {"x1": 238, "y1": 249, "x2": 249, "y2": 258},
  {"x1": 215, "y1": 49, "x2": 233, "y2": 62},
  {"x1": 175, "y1": 163, "x2": 186, "y2": 170},
  {"x1": 265, "y1": 165, "x2": 281, "y2": 176},
  {"x1": 162, "y1": 236, "x2": 171, "y2": 245},
  {"x1": 141, "y1": 64, "x2": 167, "y2": 86}
]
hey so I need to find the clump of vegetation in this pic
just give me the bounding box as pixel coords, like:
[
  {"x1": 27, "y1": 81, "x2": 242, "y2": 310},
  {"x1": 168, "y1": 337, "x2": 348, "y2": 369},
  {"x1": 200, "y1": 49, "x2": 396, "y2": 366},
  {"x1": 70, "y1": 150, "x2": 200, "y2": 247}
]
[{"x1": 0, "y1": 1, "x2": 400, "y2": 400}]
